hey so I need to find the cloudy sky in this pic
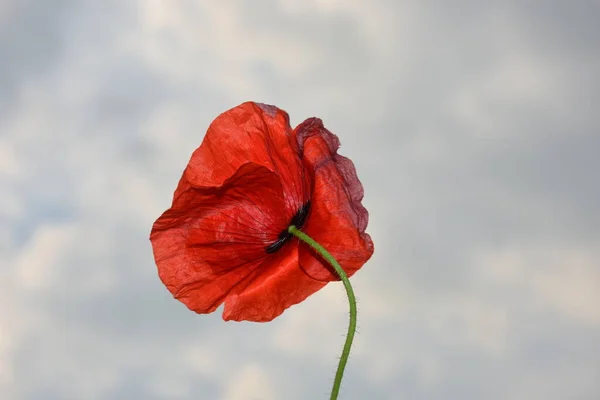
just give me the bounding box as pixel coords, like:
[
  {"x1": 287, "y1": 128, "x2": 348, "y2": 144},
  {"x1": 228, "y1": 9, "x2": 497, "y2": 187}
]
[{"x1": 1, "y1": 1, "x2": 599, "y2": 399}]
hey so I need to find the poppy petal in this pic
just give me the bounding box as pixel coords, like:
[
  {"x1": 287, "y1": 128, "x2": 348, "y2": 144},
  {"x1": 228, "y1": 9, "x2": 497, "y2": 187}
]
[
  {"x1": 151, "y1": 163, "x2": 292, "y2": 315},
  {"x1": 294, "y1": 118, "x2": 374, "y2": 281},
  {"x1": 175, "y1": 102, "x2": 310, "y2": 221},
  {"x1": 222, "y1": 242, "x2": 327, "y2": 322}
]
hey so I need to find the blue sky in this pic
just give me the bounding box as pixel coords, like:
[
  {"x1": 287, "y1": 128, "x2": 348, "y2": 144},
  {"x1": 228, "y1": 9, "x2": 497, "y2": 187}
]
[{"x1": 1, "y1": 1, "x2": 599, "y2": 399}]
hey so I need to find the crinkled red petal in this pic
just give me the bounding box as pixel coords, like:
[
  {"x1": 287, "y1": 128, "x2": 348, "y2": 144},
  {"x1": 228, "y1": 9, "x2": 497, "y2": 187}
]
[
  {"x1": 150, "y1": 163, "x2": 294, "y2": 318},
  {"x1": 222, "y1": 242, "x2": 327, "y2": 322},
  {"x1": 294, "y1": 118, "x2": 374, "y2": 281},
  {"x1": 175, "y1": 102, "x2": 310, "y2": 223}
]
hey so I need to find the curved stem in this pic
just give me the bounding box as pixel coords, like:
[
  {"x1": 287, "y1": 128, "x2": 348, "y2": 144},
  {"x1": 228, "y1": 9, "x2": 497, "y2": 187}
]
[{"x1": 288, "y1": 225, "x2": 357, "y2": 400}]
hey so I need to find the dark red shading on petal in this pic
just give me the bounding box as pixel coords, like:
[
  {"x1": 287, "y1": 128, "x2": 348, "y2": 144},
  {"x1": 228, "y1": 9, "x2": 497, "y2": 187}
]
[
  {"x1": 294, "y1": 118, "x2": 374, "y2": 281},
  {"x1": 175, "y1": 102, "x2": 310, "y2": 222},
  {"x1": 150, "y1": 163, "x2": 294, "y2": 318}
]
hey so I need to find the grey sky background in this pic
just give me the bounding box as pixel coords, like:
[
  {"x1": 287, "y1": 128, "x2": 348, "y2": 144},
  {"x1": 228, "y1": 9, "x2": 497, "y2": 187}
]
[{"x1": 1, "y1": 1, "x2": 599, "y2": 399}]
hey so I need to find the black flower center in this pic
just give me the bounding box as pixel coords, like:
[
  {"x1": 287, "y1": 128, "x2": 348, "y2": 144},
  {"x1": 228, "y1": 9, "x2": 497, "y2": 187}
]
[{"x1": 265, "y1": 201, "x2": 311, "y2": 254}]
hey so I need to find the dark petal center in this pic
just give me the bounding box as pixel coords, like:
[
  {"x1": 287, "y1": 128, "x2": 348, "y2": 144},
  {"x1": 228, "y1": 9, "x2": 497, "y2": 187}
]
[{"x1": 265, "y1": 201, "x2": 311, "y2": 254}]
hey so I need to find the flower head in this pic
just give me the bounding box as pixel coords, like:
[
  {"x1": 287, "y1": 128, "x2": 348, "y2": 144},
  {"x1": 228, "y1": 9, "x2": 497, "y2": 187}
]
[{"x1": 150, "y1": 102, "x2": 373, "y2": 322}]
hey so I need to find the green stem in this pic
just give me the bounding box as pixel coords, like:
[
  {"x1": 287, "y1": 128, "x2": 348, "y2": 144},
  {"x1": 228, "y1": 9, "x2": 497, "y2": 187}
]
[{"x1": 288, "y1": 225, "x2": 357, "y2": 400}]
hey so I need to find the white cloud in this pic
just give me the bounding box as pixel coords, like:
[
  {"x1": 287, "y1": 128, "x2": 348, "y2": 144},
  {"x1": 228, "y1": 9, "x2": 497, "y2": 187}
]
[
  {"x1": 14, "y1": 223, "x2": 75, "y2": 288},
  {"x1": 0, "y1": 140, "x2": 21, "y2": 179},
  {"x1": 183, "y1": 344, "x2": 220, "y2": 379},
  {"x1": 0, "y1": 313, "x2": 15, "y2": 389},
  {"x1": 474, "y1": 244, "x2": 600, "y2": 326},
  {"x1": 222, "y1": 364, "x2": 277, "y2": 400}
]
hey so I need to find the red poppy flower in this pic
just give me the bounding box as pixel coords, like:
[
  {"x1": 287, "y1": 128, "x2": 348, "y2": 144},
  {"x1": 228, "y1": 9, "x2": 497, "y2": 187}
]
[{"x1": 150, "y1": 102, "x2": 373, "y2": 322}]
